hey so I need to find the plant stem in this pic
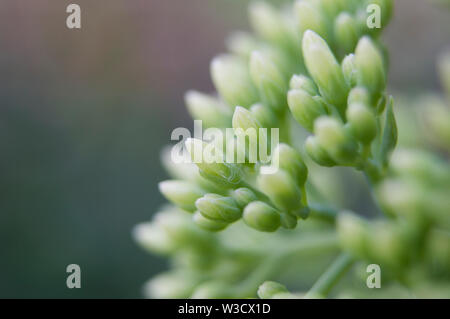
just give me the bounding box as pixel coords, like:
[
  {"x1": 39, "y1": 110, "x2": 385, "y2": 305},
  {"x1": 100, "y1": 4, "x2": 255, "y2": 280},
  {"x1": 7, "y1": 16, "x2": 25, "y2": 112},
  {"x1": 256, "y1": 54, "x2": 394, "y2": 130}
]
[{"x1": 304, "y1": 253, "x2": 354, "y2": 298}]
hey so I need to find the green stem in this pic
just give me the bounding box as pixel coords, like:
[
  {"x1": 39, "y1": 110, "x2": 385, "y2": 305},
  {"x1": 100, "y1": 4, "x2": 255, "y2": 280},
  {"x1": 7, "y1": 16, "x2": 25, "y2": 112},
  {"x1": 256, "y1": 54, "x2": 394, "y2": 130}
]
[
  {"x1": 236, "y1": 233, "x2": 339, "y2": 297},
  {"x1": 304, "y1": 253, "x2": 354, "y2": 298}
]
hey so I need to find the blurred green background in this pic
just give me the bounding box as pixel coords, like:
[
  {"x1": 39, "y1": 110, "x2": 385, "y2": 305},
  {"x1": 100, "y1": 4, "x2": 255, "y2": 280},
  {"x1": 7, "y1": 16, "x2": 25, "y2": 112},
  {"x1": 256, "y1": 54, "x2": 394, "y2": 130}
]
[{"x1": 0, "y1": 0, "x2": 448, "y2": 298}]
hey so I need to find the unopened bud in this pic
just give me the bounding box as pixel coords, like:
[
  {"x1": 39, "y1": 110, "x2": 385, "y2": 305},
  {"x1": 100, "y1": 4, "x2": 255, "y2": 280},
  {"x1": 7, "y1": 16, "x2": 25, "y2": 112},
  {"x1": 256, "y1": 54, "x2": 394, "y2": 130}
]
[
  {"x1": 193, "y1": 211, "x2": 229, "y2": 232},
  {"x1": 288, "y1": 88, "x2": 328, "y2": 131},
  {"x1": 159, "y1": 180, "x2": 205, "y2": 212},
  {"x1": 195, "y1": 194, "x2": 242, "y2": 223},
  {"x1": 185, "y1": 91, "x2": 231, "y2": 128},
  {"x1": 314, "y1": 116, "x2": 358, "y2": 164},
  {"x1": 273, "y1": 143, "x2": 308, "y2": 187},
  {"x1": 211, "y1": 54, "x2": 258, "y2": 108},
  {"x1": 355, "y1": 37, "x2": 385, "y2": 98},
  {"x1": 295, "y1": 1, "x2": 329, "y2": 41},
  {"x1": 257, "y1": 170, "x2": 302, "y2": 212},
  {"x1": 243, "y1": 201, "x2": 281, "y2": 232},
  {"x1": 232, "y1": 188, "x2": 257, "y2": 208},
  {"x1": 258, "y1": 281, "x2": 289, "y2": 299},
  {"x1": 250, "y1": 51, "x2": 287, "y2": 113},
  {"x1": 305, "y1": 136, "x2": 336, "y2": 167},
  {"x1": 302, "y1": 30, "x2": 349, "y2": 116},
  {"x1": 347, "y1": 102, "x2": 377, "y2": 144},
  {"x1": 341, "y1": 54, "x2": 358, "y2": 88},
  {"x1": 335, "y1": 12, "x2": 359, "y2": 53},
  {"x1": 289, "y1": 74, "x2": 318, "y2": 95}
]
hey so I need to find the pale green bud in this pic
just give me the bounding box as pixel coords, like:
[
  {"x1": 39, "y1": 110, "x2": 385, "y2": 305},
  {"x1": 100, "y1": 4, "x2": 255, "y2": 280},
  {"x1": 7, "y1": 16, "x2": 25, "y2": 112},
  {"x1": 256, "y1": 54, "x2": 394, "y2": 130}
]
[
  {"x1": 185, "y1": 138, "x2": 242, "y2": 186},
  {"x1": 250, "y1": 51, "x2": 287, "y2": 113},
  {"x1": 226, "y1": 32, "x2": 260, "y2": 59},
  {"x1": 347, "y1": 102, "x2": 377, "y2": 144},
  {"x1": 232, "y1": 187, "x2": 257, "y2": 208},
  {"x1": 348, "y1": 86, "x2": 371, "y2": 106},
  {"x1": 355, "y1": 37, "x2": 385, "y2": 98},
  {"x1": 421, "y1": 97, "x2": 450, "y2": 150},
  {"x1": 295, "y1": 1, "x2": 329, "y2": 41},
  {"x1": 159, "y1": 180, "x2": 205, "y2": 212},
  {"x1": 257, "y1": 281, "x2": 289, "y2": 299},
  {"x1": 133, "y1": 222, "x2": 175, "y2": 254},
  {"x1": 379, "y1": 98, "x2": 397, "y2": 166},
  {"x1": 314, "y1": 116, "x2": 358, "y2": 164},
  {"x1": 337, "y1": 212, "x2": 370, "y2": 258},
  {"x1": 233, "y1": 106, "x2": 262, "y2": 131},
  {"x1": 210, "y1": 54, "x2": 258, "y2": 108},
  {"x1": 288, "y1": 88, "x2": 328, "y2": 131},
  {"x1": 185, "y1": 91, "x2": 231, "y2": 128},
  {"x1": 273, "y1": 143, "x2": 308, "y2": 187},
  {"x1": 305, "y1": 136, "x2": 336, "y2": 167},
  {"x1": 341, "y1": 54, "x2": 358, "y2": 88},
  {"x1": 390, "y1": 149, "x2": 450, "y2": 186},
  {"x1": 289, "y1": 74, "x2": 318, "y2": 95},
  {"x1": 250, "y1": 103, "x2": 278, "y2": 128},
  {"x1": 280, "y1": 211, "x2": 298, "y2": 229},
  {"x1": 143, "y1": 271, "x2": 200, "y2": 299},
  {"x1": 249, "y1": 2, "x2": 291, "y2": 49},
  {"x1": 335, "y1": 12, "x2": 359, "y2": 53},
  {"x1": 257, "y1": 170, "x2": 302, "y2": 212},
  {"x1": 243, "y1": 201, "x2": 281, "y2": 232},
  {"x1": 376, "y1": 179, "x2": 422, "y2": 218},
  {"x1": 195, "y1": 194, "x2": 242, "y2": 223},
  {"x1": 193, "y1": 211, "x2": 229, "y2": 232},
  {"x1": 302, "y1": 30, "x2": 349, "y2": 116},
  {"x1": 191, "y1": 281, "x2": 234, "y2": 299}
]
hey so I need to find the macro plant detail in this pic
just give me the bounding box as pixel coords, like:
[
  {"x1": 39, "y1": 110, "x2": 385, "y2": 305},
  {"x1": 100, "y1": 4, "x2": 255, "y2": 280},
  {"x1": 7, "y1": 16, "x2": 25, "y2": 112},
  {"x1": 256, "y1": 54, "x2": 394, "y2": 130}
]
[{"x1": 134, "y1": 0, "x2": 450, "y2": 298}]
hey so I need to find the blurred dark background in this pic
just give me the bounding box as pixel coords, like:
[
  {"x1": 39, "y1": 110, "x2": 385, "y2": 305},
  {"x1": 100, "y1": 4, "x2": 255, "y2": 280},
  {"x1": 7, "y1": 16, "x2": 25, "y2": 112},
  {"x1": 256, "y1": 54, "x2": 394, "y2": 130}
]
[{"x1": 0, "y1": 0, "x2": 448, "y2": 298}]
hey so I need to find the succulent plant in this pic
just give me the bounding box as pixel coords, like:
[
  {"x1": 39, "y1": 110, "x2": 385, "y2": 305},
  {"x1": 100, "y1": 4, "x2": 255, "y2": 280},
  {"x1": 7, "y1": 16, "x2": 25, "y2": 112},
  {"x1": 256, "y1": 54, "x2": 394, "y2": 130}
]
[{"x1": 134, "y1": 0, "x2": 450, "y2": 299}]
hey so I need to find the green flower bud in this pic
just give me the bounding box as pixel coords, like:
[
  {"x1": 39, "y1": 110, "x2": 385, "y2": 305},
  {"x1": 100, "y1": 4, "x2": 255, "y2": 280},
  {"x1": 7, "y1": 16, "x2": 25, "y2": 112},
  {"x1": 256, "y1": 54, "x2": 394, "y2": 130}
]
[
  {"x1": 347, "y1": 86, "x2": 370, "y2": 106},
  {"x1": 257, "y1": 170, "x2": 302, "y2": 212},
  {"x1": 143, "y1": 271, "x2": 201, "y2": 299},
  {"x1": 314, "y1": 116, "x2": 358, "y2": 164},
  {"x1": 226, "y1": 32, "x2": 260, "y2": 59},
  {"x1": 355, "y1": 37, "x2": 385, "y2": 98},
  {"x1": 305, "y1": 135, "x2": 336, "y2": 167},
  {"x1": 390, "y1": 149, "x2": 450, "y2": 186},
  {"x1": 337, "y1": 212, "x2": 370, "y2": 258},
  {"x1": 134, "y1": 210, "x2": 213, "y2": 254},
  {"x1": 232, "y1": 106, "x2": 268, "y2": 159},
  {"x1": 232, "y1": 187, "x2": 257, "y2": 208},
  {"x1": 249, "y1": 2, "x2": 293, "y2": 50},
  {"x1": 250, "y1": 103, "x2": 277, "y2": 129},
  {"x1": 159, "y1": 180, "x2": 205, "y2": 212},
  {"x1": 288, "y1": 88, "x2": 328, "y2": 131},
  {"x1": 133, "y1": 222, "x2": 175, "y2": 254},
  {"x1": 191, "y1": 281, "x2": 234, "y2": 299},
  {"x1": 289, "y1": 74, "x2": 318, "y2": 95},
  {"x1": 334, "y1": 12, "x2": 359, "y2": 53},
  {"x1": 347, "y1": 102, "x2": 377, "y2": 144},
  {"x1": 211, "y1": 54, "x2": 258, "y2": 108},
  {"x1": 379, "y1": 98, "x2": 397, "y2": 166},
  {"x1": 193, "y1": 211, "x2": 229, "y2": 232},
  {"x1": 341, "y1": 54, "x2": 358, "y2": 88},
  {"x1": 185, "y1": 91, "x2": 231, "y2": 128},
  {"x1": 302, "y1": 30, "x2": 349, "y2": 117},
  {"x1": 250, "y1": 51, "x2": 287, "y2": 113},
  {"x1": 273, "y1": 143, "x2": 308, "y2": 187},
  {"x1": 376, "y1": 179, "x2": 422, "y2": 218},
  {"x1": 421, "y1": 97, "x2": 450, "y2": 150},
  {"x1": 195, "y1": 194, "x2": 242, "y2": 223},
  {"x1": 185, "y1": 138, "x2": 242, "y2": 186},
  {"x1": 280, "y1": 211, "x2": 298, "y2": 229},
  {"x1": 243, "y1": 201, "x2": 281, "y2": 232},
  {"x1": 257, "y1": 281, "x2": 289, "y2": 299},
  {"x1": 295, "y1": 1, "x2": 329, "y2": 41}
]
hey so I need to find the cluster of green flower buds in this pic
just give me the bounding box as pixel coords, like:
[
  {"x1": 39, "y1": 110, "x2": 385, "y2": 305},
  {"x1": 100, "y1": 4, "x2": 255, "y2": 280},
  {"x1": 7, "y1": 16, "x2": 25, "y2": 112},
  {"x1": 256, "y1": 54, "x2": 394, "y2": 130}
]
[{"x1": 290, "y1": 30, "x2": 396, "y2": 178}]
